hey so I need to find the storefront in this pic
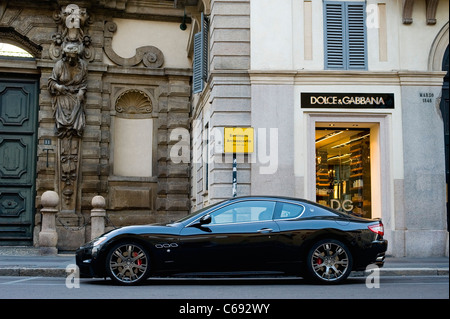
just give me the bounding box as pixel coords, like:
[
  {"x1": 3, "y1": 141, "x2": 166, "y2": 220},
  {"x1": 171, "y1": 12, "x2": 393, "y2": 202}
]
[{"x1": 301, "y1": 92, "x2": 396, "y2": 222}]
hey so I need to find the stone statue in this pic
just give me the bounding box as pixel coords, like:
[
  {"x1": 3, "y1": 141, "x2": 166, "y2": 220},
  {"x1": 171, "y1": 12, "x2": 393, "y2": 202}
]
[
  {"x1": 48, "y1": 42, "x2": 87, "y2": 138},
  {"x1": 48, "y1": 3, "x2": 90, "y2": 214}
]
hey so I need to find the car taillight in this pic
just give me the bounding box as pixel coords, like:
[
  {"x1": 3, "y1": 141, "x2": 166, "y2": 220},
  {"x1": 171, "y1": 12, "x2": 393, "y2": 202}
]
[{"x1": 368, "y1": 222, "x2": 384, "y2": 236}]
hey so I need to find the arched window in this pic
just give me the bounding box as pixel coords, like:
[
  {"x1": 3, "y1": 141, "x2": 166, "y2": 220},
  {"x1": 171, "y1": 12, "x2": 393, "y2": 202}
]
[{"x1": 0, "y1": 43, "x2": 33, "y2": 58}]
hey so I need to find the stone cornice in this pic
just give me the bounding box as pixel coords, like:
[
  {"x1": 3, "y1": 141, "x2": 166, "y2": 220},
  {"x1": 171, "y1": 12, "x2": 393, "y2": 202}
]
[{"x1": 249, "y1": 70, "x2": 447, "y2": 87}]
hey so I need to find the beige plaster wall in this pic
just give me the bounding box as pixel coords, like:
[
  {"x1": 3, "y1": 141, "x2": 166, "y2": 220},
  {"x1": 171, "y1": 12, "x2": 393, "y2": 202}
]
[{"x1": 105, "y1": 18, "x2": 192, "y2": 69}]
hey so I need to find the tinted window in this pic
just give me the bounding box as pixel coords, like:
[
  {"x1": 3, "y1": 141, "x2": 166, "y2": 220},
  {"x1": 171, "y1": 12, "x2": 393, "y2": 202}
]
[
  {"x1": 209, "y1": 200, "x2": 275, "y2": 225},
  {"x1": 275, "y1": 202, "x2": 305, "y2": 219},
  {"x1": 306, "y1": 204, "x2": 339, "y2": 218}
]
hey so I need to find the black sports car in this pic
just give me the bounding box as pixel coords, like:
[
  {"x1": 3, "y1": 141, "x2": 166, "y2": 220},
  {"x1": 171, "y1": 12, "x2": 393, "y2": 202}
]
[{"x1": 76, "y1": 196, "x2": 387, "y2": 285}]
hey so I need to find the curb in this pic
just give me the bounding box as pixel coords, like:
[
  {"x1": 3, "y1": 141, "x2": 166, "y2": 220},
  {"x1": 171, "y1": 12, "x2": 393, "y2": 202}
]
[
  {"x1": 0, "y1": 267, "x2": 448, "y2": 278},
  {"x1": 350, "y1": 268, "x2": 449, "y2": 277},
  {"x1": 0, "y1": 268, "x2": 67, "y2": 277}
]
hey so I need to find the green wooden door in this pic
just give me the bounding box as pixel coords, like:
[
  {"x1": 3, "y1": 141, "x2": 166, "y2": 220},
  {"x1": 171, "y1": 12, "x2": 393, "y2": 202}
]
[{"x1": 0, "y1": 77, "x2": 38, "y2": 245}]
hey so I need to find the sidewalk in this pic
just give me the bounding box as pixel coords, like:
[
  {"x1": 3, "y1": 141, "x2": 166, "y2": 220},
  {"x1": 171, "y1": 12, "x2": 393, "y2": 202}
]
[{"x1": 0, "y1": 246, "x2": 448, "y2": 278}]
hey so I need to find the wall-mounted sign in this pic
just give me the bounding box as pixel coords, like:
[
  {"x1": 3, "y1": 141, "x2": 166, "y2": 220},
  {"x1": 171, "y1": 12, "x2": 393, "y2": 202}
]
[
  {"x1": 224, "y1": 127, "x2": 254, "y2": 154},
  {"x1": 301, "y1": 93, "x2": 395, "y2": 109}
]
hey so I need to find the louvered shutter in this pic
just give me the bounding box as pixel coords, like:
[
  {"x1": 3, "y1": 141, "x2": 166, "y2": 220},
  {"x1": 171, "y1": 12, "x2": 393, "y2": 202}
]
[
  {"x1": 202, "y1": 13, "x2": 209, "y2": 81},
  {"x1": 324, "y1": 1, "x2": 367, "y2": 70},
  {"x1": 324, "y1": 2, "x2": 345, "y2": 69},
  {"x1": 193, "y1": 31, "x2": 203, "y2": 93},
  {"x1": 346, "y1": 3, "x2": 367, "y2": 70},
  {"x1": 193, "y1": 13, "x2": 209, "y2": 94}
]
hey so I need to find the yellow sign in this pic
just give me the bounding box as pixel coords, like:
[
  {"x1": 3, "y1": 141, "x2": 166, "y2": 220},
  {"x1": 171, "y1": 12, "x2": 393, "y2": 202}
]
[{"x1": 224, "y1": 127, "x2": 254, "y2": 153}]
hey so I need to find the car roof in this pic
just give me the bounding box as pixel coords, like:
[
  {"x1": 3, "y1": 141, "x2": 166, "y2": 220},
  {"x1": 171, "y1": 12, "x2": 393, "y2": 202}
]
[{"x1": 224, "y1": 195, "x2": 315, "y2": 204}]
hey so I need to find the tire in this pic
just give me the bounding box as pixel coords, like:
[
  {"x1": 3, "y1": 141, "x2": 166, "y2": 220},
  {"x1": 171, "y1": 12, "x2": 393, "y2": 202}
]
[
  {"x1": 305, "y1": 239, "x2": 353, "y2": 284},
  {"x1": 105, "y1": 241, "x2": 151, "y2": 285}
]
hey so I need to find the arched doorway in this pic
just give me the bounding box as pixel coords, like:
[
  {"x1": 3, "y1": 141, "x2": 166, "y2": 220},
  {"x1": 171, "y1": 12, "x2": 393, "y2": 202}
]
[{"x1": 0, "y1": 42, "x2": 39, "y2": 245}]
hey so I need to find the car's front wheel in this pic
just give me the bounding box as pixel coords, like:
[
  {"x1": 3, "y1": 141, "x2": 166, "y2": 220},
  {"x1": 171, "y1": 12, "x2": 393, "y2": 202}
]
[
  {"x1": 305, "y1": 239, "x2": 353, "y2": 284},
  {"x1": 106, "y1": 242, "x2": 151, "y2": 285}
]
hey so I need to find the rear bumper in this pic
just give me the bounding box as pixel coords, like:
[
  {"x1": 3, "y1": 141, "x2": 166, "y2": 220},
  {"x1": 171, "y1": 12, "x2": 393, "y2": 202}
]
[{"x1": 354, "y1": 239, "x2": 388, "y2": 270}]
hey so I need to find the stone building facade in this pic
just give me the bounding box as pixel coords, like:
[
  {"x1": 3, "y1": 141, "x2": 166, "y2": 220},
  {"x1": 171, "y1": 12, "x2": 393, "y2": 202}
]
[
  {"x1": 0, "y1": 0, "x2": 205, "y2": 250},
  {"x1": 191, "y1": 0, "x2": 449, "y2": 257},
  {"x1": 0, "y1": 0, "x2": 449, "y2": 257}
]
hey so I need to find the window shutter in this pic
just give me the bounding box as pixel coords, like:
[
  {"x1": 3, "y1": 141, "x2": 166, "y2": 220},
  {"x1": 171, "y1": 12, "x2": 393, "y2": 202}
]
[
  {"x1": 202, "y1": 13, "x2": 209, "y2": 81},
  {"x1": 324, "y1": 1, "x2": 367, "y2": 70},
  {"x1": 193, "y1": 31, "x2": 203, "y2": 93},
  {"x1": 346, "y1": 3, "x2": 367, "y2": 70},
  {"x1": 324, "y1": 2, "x2": 345, "y2": 69},
  {"x1": 193, "y1": 13, "x2": 209, "y2": 94}
]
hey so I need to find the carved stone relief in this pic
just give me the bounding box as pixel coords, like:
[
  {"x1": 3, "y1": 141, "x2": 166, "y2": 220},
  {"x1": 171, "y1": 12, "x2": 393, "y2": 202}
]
[
  {"x1": 49, "y1": 4, "x2": 93, "y2": 61},
  {"x1": 103, "y1": 21, "x2": 164, "y2": 68},
  {"x1": 115, "y1": 89, "x2": 153, "y2": 118},
  {"x1": 48, "y1": 4, "x2": 89, "y2": 214}
]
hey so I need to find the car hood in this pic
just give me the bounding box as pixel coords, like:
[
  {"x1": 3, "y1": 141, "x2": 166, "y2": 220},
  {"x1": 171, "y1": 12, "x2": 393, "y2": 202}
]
[{"x1": 102, "y1": 223, "x2": 182, "y2": 238}]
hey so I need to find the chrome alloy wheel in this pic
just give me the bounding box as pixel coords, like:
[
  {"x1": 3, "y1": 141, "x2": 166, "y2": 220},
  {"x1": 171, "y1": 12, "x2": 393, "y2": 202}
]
[
  {"x1": 107, "y1": 243, "x2": 149, "y2": 285},
  {"x1": 309, "y1": 240, "x2": 351, "y2": 283}
]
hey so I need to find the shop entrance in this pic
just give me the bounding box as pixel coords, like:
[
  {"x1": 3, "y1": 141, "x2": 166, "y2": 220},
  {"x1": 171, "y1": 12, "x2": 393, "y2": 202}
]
[{"x1": 315, "y1": 124, "x2": 375, "y2": 218}]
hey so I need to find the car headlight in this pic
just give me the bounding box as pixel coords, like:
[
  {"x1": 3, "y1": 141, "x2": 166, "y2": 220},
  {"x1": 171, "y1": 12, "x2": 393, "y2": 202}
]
[{"x1": 93, "y1": 236, "x2": 108, "y2": 247}]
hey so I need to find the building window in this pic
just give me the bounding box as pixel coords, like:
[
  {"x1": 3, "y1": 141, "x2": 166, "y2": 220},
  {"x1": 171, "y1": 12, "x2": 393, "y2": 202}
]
[
  {"x1": 324, "y1": 1, "x2": 367, "y2": 70},
  {"x1": 193, "y1": 13, "x2": 209, "y2": 93},
  {"x1": 0, "y1": 43, "x2": 33, "y2": 58},
  {"x1": 315, "y1": 127, "x2": 372, "y2": 218}
]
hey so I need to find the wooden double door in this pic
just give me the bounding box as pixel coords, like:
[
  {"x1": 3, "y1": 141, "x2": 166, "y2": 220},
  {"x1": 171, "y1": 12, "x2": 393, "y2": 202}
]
[{"x1": 0, "y1": 77, "x2": 38, "y2": 246}]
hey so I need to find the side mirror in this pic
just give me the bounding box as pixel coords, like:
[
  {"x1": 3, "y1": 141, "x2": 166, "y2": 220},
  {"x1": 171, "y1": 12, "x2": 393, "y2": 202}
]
[{"x1": 199, "y1": 214, "x2": 212, "y2": 225}]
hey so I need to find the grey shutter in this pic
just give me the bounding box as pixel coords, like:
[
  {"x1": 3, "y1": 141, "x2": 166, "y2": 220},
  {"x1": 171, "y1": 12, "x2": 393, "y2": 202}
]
[
  {"x1": 346, "y1": 3, "x2": 367, "y2": 70},
  {"x1": 193, "y1": 13, "x2": 209, "y2": 94},
  {"x1": 324, "y1": 2, "x2": 345, "y2": 69},
  {"x1": 202, "y1": 13, "x2": 209, "y2": 81},
  {"x1": 324, "y1": 1, "x2": 367, "y2": 70},
  {"x1": 193, "y1": 31, "x2": 203, "y2": 93}
]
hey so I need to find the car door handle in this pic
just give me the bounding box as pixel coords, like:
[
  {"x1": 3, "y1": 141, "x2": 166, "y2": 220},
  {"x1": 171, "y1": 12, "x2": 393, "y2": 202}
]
[{"x1": 257, "y1": 228, "x2": 273, "y2": 233}]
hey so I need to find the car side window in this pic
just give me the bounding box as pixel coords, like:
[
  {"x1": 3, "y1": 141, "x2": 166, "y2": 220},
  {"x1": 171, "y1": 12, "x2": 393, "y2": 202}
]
[
  {"x1": 209, "y1": 200, "x2": 275, "y2": 225},
  {"x1": 308, "y1": 205, "x2": 339, "y2": 217},
  {"x1": 275, "y1": 202, "x2": 305, "y2": 220}
]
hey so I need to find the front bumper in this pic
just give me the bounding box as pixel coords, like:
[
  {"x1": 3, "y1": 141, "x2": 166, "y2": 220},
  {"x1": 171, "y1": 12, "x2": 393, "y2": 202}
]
[{"x1": 75, "y1": 245, "x2": 106, "y2": 278}]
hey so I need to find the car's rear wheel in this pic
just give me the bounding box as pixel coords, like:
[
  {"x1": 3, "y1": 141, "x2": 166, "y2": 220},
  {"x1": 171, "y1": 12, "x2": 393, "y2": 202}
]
[
  {"x1": 106, "y1": 242, "x2": 151, "y2": 285},
  {"x1": 305, "y1": 239, "x2": 352, "y2": 284}
]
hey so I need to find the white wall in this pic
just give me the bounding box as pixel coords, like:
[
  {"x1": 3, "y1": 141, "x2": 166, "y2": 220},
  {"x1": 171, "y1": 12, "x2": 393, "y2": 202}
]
[{"x1": 250, "y1": 0, "x2": 449, "y2": 72}]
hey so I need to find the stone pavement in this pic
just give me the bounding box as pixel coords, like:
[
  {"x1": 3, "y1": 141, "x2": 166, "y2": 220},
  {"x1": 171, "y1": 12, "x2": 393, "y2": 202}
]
[{"x1": 0, "y1": 246, "x2": 448, "y2": 278}]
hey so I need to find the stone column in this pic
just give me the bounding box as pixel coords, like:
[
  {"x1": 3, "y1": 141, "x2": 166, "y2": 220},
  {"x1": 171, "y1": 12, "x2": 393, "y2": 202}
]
[
  {"x1": 38, "y1": 191, "x2": 59, "y2": 255},
  {"x1": 90, "y1": 195, "x2": 106, "y2": 240}
]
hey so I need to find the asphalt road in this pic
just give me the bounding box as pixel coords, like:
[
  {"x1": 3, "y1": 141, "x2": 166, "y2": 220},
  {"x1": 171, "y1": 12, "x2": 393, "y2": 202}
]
[{"x1": 0, "y1": 275, "x2": 447, "y2": 300}]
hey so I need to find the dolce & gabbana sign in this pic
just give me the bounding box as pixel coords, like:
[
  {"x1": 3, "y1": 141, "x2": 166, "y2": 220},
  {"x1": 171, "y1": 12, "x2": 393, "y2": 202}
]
[{"x1": 301, "y1": 93, "x2": 395, "y2": 109}]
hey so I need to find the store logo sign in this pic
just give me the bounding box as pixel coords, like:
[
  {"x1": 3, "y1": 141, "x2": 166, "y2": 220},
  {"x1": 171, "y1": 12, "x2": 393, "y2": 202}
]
[{"x1": 301, "y1": 93, "x2": 394, "y2": 109}]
